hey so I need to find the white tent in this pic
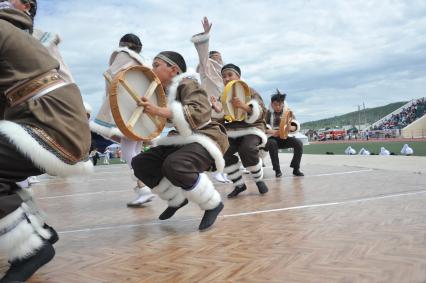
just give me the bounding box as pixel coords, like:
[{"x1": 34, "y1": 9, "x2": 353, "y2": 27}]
[
  {"x1": 344, "y1": 146, "x2": 356, "y2": 155},
  {"x1": 401, "y1": 144, "x2": 414, "y2": 155},
  {"x1": 379, "y1": 147, "x2": 390, "y2": 156}
]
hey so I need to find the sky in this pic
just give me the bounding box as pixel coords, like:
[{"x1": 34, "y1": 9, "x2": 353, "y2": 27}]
[{"x1": 35, "y1": 0, "x2": 426, "y2": 123}]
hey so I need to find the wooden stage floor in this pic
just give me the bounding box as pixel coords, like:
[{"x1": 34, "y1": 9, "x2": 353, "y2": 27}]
[{"x1": 1, "y1": 154, "x2": 426, "y2": 283}]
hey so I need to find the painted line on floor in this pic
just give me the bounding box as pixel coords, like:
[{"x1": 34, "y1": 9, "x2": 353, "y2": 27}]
[
  {"x1": 223, "y1": 189, "x2": 426, "y2": 218},
  {"x1": 58, "y1": 189, "x2": 426, "y2": 235},
  {"x1": 37, "y1": 169, "x2": 373, "y2": 200}
]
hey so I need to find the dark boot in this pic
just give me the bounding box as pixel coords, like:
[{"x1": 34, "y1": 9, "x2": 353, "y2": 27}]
[
  {"x1": 0, "y1": 241, "x2": 55, "y2": 283},
  {"x1": 275, "y1": 169, "x2": 282, "y2": 178},
  {"x1": 256, "y1": 181, "x2": 269, "y2": 194},
  {"x1": 293, "y1": 168, "x2": 304, "y2": 176},
  {"x1": 199, "y1": 202, "x2": 224, "y2": 231},
  {"x1": 159, "y1": 199, "x2": 189, "y2": 220},
  {"x1": 227, "y1": 184, "x2": 247, "y2": 198},
  {"x1": 43, "y1": 224, "x2": 59, "y2": 245}
]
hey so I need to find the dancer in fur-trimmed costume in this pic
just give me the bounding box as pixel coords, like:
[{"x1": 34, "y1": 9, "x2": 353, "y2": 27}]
[
  {"x1": 90, "y1": 34, "x2": 155, "y2": 207},
  {"x1": 215, "y1": 64, "x2": 269, "y2": 198},
  {"x1": 0, "y1": 7, "x2": 92, "y2": 282},
  {"x1": 191, "y1": 16, "x2": 232, "y2": 184},
  {"x1": 11, "y1": 0, "x2": 78, "y2": 190},
  {"x1": 131, "y1": 51, "x2": 229, "y2": 231},
  {"x1": 265, "y1": 90, "x2": 304, "y2": 178}
]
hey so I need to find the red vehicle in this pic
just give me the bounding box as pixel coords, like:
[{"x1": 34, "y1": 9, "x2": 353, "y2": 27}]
[{"x1": 318, "y1": 129, "x2": 346, "y2": 140}]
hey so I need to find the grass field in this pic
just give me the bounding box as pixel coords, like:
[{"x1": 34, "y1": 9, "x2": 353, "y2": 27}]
[
  {"x1": 93, "y1": 140, "x2": 426, "y2": 167},
  {"x1": 300, "y1": 141, "x2": 426, "y2": 156}
]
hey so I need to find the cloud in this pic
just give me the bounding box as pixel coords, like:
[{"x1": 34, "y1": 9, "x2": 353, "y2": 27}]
[{"x1": 35, "y1": 0, "x2": 426, "y2": 123}]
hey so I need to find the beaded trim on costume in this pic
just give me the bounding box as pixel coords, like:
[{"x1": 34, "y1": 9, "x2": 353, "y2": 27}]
[{"x1": 22, "y1": 125, "x2": 81, "y2": 165}]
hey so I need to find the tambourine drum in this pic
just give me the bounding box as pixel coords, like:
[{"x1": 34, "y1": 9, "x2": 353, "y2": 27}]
[
  {"x1": 221, "y1": 80, "x2": 251, "y2": 122},
  {"x1": 279, "y1": 108, "x2": 294, "y2": 139},
  {"x1": 109, "y1": 65, "x2": 167, "y2": 141}
]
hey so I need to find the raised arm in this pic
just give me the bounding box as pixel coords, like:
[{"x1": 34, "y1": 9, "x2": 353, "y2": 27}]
[{"x1": 191, "y1": 17, "x2": 213, "y2": 74}]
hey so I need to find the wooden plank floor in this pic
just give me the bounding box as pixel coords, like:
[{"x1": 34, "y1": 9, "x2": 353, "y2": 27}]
[{"x1": 1, "y1": 155, "x2": 426, "y2": 283}]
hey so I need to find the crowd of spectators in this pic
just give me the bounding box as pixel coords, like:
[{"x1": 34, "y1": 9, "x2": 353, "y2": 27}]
[{"x1": 373, "y1": 98, "x2": 426, "y2": 130}]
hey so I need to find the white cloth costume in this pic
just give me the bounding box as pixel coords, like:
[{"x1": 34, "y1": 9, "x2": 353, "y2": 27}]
[
  {"x1": 191, "y1": 31, "x2": 231, "y2": 183},
  {"x1": 89, "y1": 47, "x2": 154, "y2": 206},
  {"x1": 32, "y1": 29, "x2": 75, "y2": 83}
]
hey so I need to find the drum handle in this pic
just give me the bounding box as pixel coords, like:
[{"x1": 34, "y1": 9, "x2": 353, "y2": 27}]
[
  {"x1": 103, "y1": 73, "x2": 112, "y2": 85},
  {"x1": 127, "y1": 107, "x2": 144, "y2": 128},
  {"x1": 232, "y1": 83, "x2": 241, "y2": 119},
  {"x1": 119, "y1": 79, "x2": 161, "y2": 129}
]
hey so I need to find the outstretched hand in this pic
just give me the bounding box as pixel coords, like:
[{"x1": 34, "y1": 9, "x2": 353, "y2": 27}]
[
  {"x1": 202, "y1": 16, "x2": 212, "y2": 34},
  {"x1": 210, "y1": 96, "x2": 223, "y2": 113}
]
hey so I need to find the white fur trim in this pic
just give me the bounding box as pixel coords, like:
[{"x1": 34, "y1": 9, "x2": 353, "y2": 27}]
[
  {"x1": 224, "y1": 163, "x2": 241, "y2": 174},
  {"x1": 183, "y1": 173, "x2": 221, "y2": 210},
  {"x1": 20, "y1": 203, "x2": 51, "y2": 241},
  {"x1": 0, "y1": 207, "x2": 43, "y2": 261},
  {"x1": 26, "y1": 214, "x2": 51, "y2": 241},
  {"x1": 89, "y1": 120, "x2": 124, "y2": 140},
  {"x1": 224, "y1": 163, "x2": 245, "y2": 187},
  {"x1": 0, "y1": 207, "x2": 25, "y2": 232},
  {"x1": 170, "y1": 101, "x2": 192, "y2": 137},
  {"x1": 17, "y1": 190, "x2": 48, "y2": 224},
  {"x1": 166, "y1": 70, "x2": 201, "y2": 103},
  {"x1": 227, "y1": 127, "x2": 268, "y2": 148},
  {"x1": 290, "y1": 120, "x2": 301, "y2": 134},
  {"x1": 0, "y1": 121, "x2": 93, "y2": 177},
  {"x1": 161, "y1": 186, "x2": 179, "y2": 200},
  {"x1": 224, "y1": 163, "x2": 243, "y2": 181},
  {"x1": 151, "y1": 178, "x2": 172, "y2": 195},
  {"x1": 151, "y1": 178, "x2": 185, "y2": 207},
  {"x1": 228, "y1": 170, "x2": 243, "y2": 182},
  {"x1": 259, "y1": 148, "x2": 268, "y2": 159},
  {"x1": 246, "y1": 159, "x2": 262, "y2": 172},
  {"x1": 110, "y1": 47, "x2": 147, "y2": 66},
  {"x1": 191, "y1": 32, "x2": 210, "y2": 44},
  {"x1": 156, "y1": 134, "x2": 225, "y2": 172},
  {"x1": 246, "y1": 159, "x2": 263, "y2": 181},
  {"x1": 83, "y1": 101, "x2": 92, "y2": 116},
  {"x1": 16, "y1": 187, "x2": 34, "y2": 203},
  {"x1": 233, "y1": 177, "x2": 245, "y2": 187},
  {"x1": 168, "y1": 190, "x2": 186, "y2": 208},
  {"x1": 245, "y1": 99, "x2": 261, "y2": 124}
]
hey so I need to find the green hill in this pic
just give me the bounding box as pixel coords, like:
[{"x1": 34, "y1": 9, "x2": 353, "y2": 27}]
[{"x1": 301, "y1": 101, "x2": 407, "y2": 130}]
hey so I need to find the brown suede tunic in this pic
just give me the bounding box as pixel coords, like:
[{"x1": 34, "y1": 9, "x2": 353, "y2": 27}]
[
  {"x1": 223, "y1": 87, "x2": 267, "y2": 133},
  {"x1": 171, "y1": 78, "x2": 229, "y2": 154},
  {"x1": 0, "y1": 9, "x2": 90, "y2": 164}
]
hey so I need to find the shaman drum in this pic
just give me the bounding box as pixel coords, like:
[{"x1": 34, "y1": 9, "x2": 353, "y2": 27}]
[
  {"x1": 221, "y1": 80, "x2": 251, "y2": 122},
  {"x1": 279, "y1": 107, "x2": 295, "y2": 139},
  {"x1": 109, "y1": 65, "x2": 166, "y2": 141}
]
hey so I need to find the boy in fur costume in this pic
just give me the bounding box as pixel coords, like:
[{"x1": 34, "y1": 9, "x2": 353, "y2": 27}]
[
  {"x1": 132, "y1": 51, "x2": 229, "y2": 231},
  {"x1": 264, "y1": 90, "x2": 304, "y2": 178},
  {"x1": 214, "y1": 64, "x2": 270, "y2": 198}
]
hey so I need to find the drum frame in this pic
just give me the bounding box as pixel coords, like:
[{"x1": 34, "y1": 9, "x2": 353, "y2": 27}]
[
  {"x1": 109, "y1": 65, "x2": 167, "y2": 141},
  {"x1": 221, "y1": 80, "x2": 251, "y2": 122},
  {"x1": 279, "y1": 107, "x2": 295, "y2": 139}
]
